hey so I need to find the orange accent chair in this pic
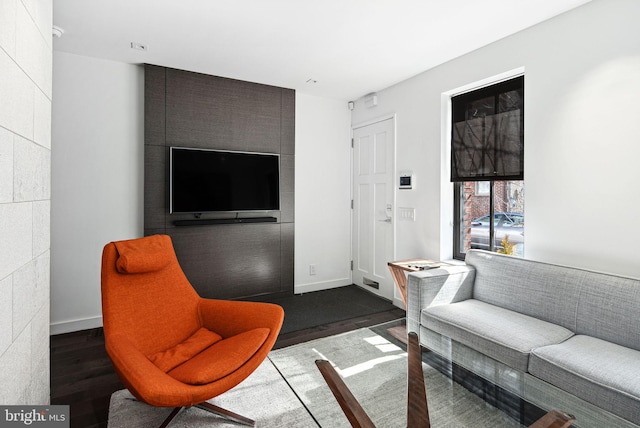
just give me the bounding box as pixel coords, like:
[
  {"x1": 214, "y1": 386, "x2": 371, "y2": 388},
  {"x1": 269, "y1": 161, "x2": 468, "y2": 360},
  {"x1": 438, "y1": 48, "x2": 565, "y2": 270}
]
[{"x1": 101, "y1": 234, "x2": 284, "y2": 427}]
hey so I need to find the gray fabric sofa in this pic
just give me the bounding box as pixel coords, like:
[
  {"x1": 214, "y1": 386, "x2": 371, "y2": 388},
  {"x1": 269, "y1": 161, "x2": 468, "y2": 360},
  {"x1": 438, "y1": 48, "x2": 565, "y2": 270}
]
[{"x1": 406, "y1": 249, "x2": 640, "y2": 428}]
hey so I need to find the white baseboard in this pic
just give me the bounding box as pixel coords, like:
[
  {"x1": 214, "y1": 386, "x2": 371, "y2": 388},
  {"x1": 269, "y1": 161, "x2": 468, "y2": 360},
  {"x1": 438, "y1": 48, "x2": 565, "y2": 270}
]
[
  {"x1": 50, "y1": 315, "x2": 103, "y2": 335},
  {"x1": 294, "y1": 278, "x2": 352, "y2": 294},
  {"x1": 392, "y1": 296, "x2": 406, "y2": 310}
]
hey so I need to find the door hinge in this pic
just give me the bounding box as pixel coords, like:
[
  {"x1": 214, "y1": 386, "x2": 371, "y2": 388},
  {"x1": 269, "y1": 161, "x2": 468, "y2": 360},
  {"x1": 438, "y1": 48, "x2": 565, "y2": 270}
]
[
  {"x1": 351, "y1": 138, "x2": 354, "y2": 148},
  {"x1": 351, "y1": 199, "x2": 354, "y2": 209},
  {"x1": 350, "y1": 260, "x2": 353, "y2": 271}
]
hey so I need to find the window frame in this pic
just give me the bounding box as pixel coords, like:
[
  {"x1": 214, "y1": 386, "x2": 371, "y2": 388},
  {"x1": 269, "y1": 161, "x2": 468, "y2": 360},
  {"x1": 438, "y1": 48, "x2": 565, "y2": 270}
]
[
  {"x1": 453, "y1": 182, "x2": 466, "y2": 260},
  {"x1": 451, "y1": 75, "x2": 524, "y2": 261}
]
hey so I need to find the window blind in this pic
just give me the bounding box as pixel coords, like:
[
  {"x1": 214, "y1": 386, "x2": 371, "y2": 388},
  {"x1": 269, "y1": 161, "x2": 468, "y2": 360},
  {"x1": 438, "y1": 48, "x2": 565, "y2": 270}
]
[{"x1": 451, "y1": 76, "x2": 524, "y2": 182}]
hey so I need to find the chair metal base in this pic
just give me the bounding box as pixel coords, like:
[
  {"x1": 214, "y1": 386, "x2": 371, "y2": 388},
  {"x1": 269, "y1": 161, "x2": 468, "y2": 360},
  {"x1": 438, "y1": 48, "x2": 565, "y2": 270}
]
[
  {"x1": 158, "y1": 402, "x2": 256, "y2": 428},
  {"x1": 159, "y1": 407, "x2": 183, "y2": 428}
]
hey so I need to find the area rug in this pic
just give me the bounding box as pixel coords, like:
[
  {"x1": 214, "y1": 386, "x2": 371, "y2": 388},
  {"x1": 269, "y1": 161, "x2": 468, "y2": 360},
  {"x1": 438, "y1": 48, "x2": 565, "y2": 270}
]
[
  {"x1": 108, "y1": 327, "x2": 524, "y2": 427},
  {"x1": 106, "y1": 359, "x2": 318, "y2": 427}
]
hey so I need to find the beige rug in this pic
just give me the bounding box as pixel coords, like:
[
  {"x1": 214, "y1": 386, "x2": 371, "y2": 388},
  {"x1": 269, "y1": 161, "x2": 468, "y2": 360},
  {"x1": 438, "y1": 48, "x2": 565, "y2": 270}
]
[{"x1": 107, "y1": 359, "x2": 318, "y2": 427}]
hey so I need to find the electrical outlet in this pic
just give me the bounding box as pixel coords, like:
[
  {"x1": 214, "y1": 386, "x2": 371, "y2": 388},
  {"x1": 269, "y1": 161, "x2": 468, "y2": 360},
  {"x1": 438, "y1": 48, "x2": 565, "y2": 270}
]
[{"x1": 309, "y1": 264, "x2": 317, "y2": 275}]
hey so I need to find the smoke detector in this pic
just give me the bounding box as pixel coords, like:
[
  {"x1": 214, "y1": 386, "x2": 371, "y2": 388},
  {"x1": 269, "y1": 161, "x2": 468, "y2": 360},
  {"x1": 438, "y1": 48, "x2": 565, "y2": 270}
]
[{"x1": 131, "y1": 42, "x2": 148, "y2": 51}]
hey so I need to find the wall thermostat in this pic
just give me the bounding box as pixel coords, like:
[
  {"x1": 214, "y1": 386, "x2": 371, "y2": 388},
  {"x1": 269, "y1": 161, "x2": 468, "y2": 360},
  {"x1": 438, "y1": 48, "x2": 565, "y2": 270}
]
[{"x1": 399, "y1": 171, "x2": 413, "y2": 189}]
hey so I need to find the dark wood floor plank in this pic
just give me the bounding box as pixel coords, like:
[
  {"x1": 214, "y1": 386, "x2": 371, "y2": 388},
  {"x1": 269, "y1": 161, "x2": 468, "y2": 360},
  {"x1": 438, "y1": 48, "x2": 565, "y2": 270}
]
[{"x1": 274, "y1": 308, "x2": 405, "y2": 349}]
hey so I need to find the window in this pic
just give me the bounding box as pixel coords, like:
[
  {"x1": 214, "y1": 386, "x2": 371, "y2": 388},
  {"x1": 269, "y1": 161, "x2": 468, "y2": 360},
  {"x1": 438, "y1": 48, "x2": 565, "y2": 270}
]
[
  {"x1": 452, "y1": 76, "x2": 524, "y2": 260},
  {"x1": 475, "y1": 181, "x2": 490, "y2": 196}
]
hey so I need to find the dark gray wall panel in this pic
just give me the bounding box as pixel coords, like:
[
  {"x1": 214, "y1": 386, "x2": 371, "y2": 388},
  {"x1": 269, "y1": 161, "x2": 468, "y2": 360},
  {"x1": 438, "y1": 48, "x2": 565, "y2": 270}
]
[
  {"x1": 280, "y1": 192, "x2": 295, "y2": 224},
  {"x1": 165, "y1": 68, "x2": 282, "y2": 153},
  {"x1": 169, "y1": 225, "x2": 282, "y2": 299},
  {"x1": 144, "y1": 65, "x2": 166, "y2": 147},
  {"x1": 280, "y1": 223, "x2": 295, "y2": 291},
  {"x1": 144, "y1": 64, "x2": 295, "y2": 299},
  {"x1": 144, "y1": 228, "x2": 166, "y2": 238},
  {"x1": 281, "y1": 89, "x2": 295, "y2": 155},
  {"x1": 280, "y1": 155, "x2": 295, "y2": 194},
  {"x1": 280, "y1": 154, "x2": 295, "y2": 222},
  {"x1": 144, "y1": 145, "x2": 166, "y2": 229}
]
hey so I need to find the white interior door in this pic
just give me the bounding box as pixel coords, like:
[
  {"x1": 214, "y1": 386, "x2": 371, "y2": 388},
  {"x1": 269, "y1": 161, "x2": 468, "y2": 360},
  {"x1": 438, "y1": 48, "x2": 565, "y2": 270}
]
[{"x1": 352, "y1": 118, "x2": 395, "y2": 300}]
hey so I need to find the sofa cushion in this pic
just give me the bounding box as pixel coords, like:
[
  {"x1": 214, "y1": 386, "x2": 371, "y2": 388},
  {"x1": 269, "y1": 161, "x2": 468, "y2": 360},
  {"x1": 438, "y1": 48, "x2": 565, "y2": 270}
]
[
  {"x1": 464, "y1": 250, "x2": 582, "y2": 331},
  {"x1": 529, "y1": 335, "x2": 640, "y2": 425},
  {"x1": 423, "y1": 299, "x2": 574, "y2": 371}
]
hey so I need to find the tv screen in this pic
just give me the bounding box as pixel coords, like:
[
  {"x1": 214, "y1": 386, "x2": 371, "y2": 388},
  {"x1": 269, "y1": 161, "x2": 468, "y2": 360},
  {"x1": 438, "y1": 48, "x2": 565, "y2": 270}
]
[{"x1": 170, "y1": 147, "x2": 280, "y2": 213}]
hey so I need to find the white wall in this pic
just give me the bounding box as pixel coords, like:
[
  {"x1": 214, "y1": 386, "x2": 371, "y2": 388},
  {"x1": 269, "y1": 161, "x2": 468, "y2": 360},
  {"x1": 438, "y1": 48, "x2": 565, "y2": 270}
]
[
  {"x1": 295, "y1": 93, "x2": 352, "y2": 293},
  {"x1": 50, "y1": 52, "x2": 144, "y2": 334},
  {"x1": 0, "y1": 0, "x2": 52, "y2": 404},
  {"x1": 352, "y1": 0, "x2": 640, "y2": 278}
]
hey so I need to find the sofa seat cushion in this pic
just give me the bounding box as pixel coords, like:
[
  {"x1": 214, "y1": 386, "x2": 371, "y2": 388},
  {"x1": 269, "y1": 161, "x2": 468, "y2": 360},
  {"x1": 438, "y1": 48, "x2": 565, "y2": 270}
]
[
  {"x1": 423, "y1": 299, "x2": 574, "y2": 371},
  {"x1": 529, "y1": 335, "x2": 640, "y2": 425}
]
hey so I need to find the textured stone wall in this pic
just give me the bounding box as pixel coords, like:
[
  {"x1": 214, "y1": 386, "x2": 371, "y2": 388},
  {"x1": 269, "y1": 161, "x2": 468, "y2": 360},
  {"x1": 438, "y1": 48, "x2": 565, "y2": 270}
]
[{"x1": 0, "y1": 0, "x2": 52, "y2": 404}]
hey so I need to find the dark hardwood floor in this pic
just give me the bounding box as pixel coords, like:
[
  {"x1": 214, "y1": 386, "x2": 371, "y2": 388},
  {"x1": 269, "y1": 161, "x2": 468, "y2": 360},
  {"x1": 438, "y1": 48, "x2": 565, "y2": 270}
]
[{"x1": 50, "y1": 297, "x2": 405, "y2": 428}]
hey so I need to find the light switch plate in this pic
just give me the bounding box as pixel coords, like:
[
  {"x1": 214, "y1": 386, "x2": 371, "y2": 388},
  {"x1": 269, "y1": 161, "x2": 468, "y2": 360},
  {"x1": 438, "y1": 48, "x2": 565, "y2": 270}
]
[{"x1": 398, "y1": 207, "x2": 415, "y2": 221}]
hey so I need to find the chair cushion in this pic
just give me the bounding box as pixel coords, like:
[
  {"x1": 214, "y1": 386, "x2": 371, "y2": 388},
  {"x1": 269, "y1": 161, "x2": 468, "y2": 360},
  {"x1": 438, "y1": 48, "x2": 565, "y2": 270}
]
[
  {"x1": 529, "y1": 335, "x2": 640, "y2": 425},
  {"x1": 147, "y1": 327, "x2": 223, "y2": 372},
  {"x1": 115, "y1": 235, "x2": 173, "y2": 273},
  {"x1": 168, "y1": 328, "x2": 270, "y2": 385}
]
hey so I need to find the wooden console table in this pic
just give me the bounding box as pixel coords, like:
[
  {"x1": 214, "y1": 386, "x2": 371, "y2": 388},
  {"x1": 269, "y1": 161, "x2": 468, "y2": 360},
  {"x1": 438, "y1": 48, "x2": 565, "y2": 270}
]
[{"x1": 387, "y1": 259, "x2": 444, "y2": 308}]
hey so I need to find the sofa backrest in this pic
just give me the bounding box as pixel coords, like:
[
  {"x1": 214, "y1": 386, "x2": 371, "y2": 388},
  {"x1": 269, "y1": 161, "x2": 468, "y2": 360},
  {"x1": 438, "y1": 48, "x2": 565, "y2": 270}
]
[
  {"x1": 465, "y1": 250, "x2": 583, "y2": 332},
  {"x1": 576, "y1": 271, "x2": 640, "y2": 351},
  {"x1": 465, "y1": 250, "x2": 640, "y2": 351}
]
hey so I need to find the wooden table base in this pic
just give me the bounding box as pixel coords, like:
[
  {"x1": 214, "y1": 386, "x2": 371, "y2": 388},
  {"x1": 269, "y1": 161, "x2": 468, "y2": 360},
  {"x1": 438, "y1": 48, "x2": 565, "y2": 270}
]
[{"x1": 316, "y1": 332, "x2": 576, "y2": 428}]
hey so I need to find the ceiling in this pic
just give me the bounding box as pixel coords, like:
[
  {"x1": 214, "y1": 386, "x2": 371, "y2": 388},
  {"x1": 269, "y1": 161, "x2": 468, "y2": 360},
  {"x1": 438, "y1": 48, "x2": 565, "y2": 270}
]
[{"x1": 53, "y1": 0, "x2": 592, "y2": 101}]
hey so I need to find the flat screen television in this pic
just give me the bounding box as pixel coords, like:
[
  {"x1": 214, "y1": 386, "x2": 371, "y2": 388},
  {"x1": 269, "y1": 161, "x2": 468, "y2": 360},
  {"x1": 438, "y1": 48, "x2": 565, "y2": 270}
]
[{"x1": 170, "y1": 147, "x2": 280, "y2": 213}]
